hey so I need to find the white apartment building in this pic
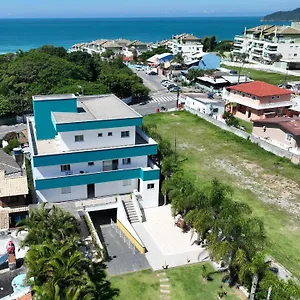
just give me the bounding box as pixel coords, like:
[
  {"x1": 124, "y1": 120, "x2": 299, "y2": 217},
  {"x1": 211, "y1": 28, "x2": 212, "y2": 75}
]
[
  {"x1": 168, "y1": 33, "x2": 204, "y2": 57},
  {"x1": 233, "y1": 22, "x2": 300, "y2": 69},
  {"x1": 27, "y1": 94, "x2": 160, "y2": 209}
]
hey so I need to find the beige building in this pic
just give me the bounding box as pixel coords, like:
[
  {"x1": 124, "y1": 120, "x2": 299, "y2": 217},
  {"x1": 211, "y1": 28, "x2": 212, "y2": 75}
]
[
  {"x1": 253, "y1": 117, "x2": 300, "y2": 151},
  {"x1": 223, "y1": 81, "x2": 293, "y2": 121}
]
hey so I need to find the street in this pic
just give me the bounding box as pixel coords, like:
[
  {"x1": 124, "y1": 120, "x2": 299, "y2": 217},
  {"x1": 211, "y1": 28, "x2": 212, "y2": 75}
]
[
  {"x1": 0, "y1": 123, "x2": 26, "y2": 139},
  {"x1": 131, "y1": 68, "x2": 178, "y2": 115}
]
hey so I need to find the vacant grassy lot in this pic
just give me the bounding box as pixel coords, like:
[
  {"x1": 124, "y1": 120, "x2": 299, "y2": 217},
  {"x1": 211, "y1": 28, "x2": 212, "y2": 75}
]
[
  {"x1": 110, "y1": 269, "x2": 160, "y2": 300},
  {"x1": 110, "y1": 264, "x2": 244, "y2": 300},
  {"x1": 220, "y1": 64, "x2": 299, "y2": 85},
  {"x1": 144, "y1": 111, "x2": 300, "y2": 279},
  {"x1": 168, "y1": 264, "x2": 245, "y2": 300}
]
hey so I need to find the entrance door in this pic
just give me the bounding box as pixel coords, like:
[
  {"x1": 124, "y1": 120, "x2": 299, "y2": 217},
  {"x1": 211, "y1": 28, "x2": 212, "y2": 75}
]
[{"x1": 87, "y1": 184, "x2": 95, "y2": 198}]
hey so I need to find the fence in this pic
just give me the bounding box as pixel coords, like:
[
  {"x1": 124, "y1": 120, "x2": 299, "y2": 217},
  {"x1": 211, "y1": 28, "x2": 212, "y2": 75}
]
[
  {"x1": 111, "y1": 219, "x2": 138, "y2": 254},
  {"x1": 185, "y1": 106, "x2": 300, "y2": 163}
]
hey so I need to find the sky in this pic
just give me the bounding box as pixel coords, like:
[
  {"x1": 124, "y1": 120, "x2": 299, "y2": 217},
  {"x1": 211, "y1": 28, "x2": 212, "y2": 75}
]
[{"x1": 0, "y1": 0, "x2": 299, "y2": 18}]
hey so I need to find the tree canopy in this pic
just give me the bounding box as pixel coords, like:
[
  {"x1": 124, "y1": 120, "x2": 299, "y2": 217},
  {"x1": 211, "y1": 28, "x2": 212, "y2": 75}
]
[{"x1": 0, "y1": 46, "x2": 148, "y2": 117}]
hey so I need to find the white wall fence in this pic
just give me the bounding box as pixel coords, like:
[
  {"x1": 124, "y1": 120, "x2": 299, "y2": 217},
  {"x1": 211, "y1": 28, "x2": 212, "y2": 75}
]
[{"x1": 185, "y1": 107, "x2": 300, "y2": 164}]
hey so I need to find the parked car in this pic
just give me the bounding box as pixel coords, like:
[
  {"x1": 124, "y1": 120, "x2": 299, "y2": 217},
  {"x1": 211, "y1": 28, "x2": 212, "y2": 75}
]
[
  {"x1": 162, "y1": 81, "x2": 171, "y2": 87},
  {"x1": 167, "y1": 84, "x2": 177, "y2": 90},
  {"x1": 169, "y1": 86, "x2": 181, "y2": 92},
  {"x1": 135, "y1": 66, "x2": 143, "y2": 71},
  {"x1": 148, "y1": 71, "x2": 157, "y2": 75},
  {"x1": 161, "y1": 79, "x2": 169, "y2": 84}
]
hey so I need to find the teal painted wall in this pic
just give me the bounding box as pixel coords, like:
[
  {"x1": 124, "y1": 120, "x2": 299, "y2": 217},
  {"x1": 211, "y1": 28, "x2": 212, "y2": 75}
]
[
  {"x1": 33, "y1": 143, "x2": 158, "y2": 167},
  {"x1": 33, "y1": 98, "x2": 77, "y2": 140},
  {"x1": 55, "y1": 117, "x2": 143, "y2": 132},
  {"x1": 35, "y1": 167, "x2": 160, "y2": 190}
]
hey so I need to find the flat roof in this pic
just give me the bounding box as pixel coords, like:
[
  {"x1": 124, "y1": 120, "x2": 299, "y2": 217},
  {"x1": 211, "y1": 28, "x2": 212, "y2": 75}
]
[
  {"x1": 254, "y1": 117, "x2": 300, "y2": 136},
  {"x1": 33, "y1": 94, "x2": 76, "y2": 101},
  {"x1": 52, "y1": 94, "x2": 142, "y2": 124},
  {"x1": 184, "y1": 93, "x2": 223, "y2": 104}
]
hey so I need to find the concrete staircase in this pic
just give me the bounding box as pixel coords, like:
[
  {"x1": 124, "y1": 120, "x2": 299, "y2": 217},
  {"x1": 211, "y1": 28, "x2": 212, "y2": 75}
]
[{"x1": 123, "y1": 199, "x2": 139, "y2": 223}]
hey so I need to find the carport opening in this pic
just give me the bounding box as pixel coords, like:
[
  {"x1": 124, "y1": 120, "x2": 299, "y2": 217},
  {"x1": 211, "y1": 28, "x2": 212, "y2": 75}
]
[
  {"x1": 9, "y1": 211, "x2": 28, "y2": 228},
  {"x1": 89, "y1": 208, "x2": 117, "y2": 226}
]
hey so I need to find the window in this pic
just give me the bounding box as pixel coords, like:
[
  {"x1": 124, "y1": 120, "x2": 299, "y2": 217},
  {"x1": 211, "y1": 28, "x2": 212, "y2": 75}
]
[
  {"x1": 242, "y1": 93, "x2": 246, "y2": 97},
  {"x1": 252, "y1": 96, "x2": 257, "y2": 100},
  {"x1": 88, "y1": 162, "x2": 94, "y2": 166},
  {"x1": 103, "y1": 160, "x2": 112, "y2": 171},
  {"x1": 108, "y1": 132, "x2": 113, "y2": 136},
  {"x1": 61, "y1": 164, "x2": 70, "y2": 172},
  {"x1": 294, "y1": 53, "x2": 298, "y2": 57},
  {"x1": 277, "y1": 96, "x2": 280, "y2": 99},
  {"x1": 61, "y1": 187, "x2": 71, "y2": 194},
  {"x1": 122, "y1": 158, "x2": 131, "y2": 165},
  {"x1": 123, "y1": 180, "x2": 131, "y2": 186},
  {"x1": 121, "y1": 131, "x2": 130, "y2": 138},
  {"x1": 271, "y1": 96, "x2": 275, "y2": 100},
  {"x1": 286, "y1": 133, "x2": 293, "y2": 141},
  {"x1": 75, "y1": 135, "x2": 84, "y2": 142},
  {"x1": 98, "y1": 133, "x2": 103, "y2": 137},
  {"x1": 213, "y1": 108, "x2": 219, "y2": 113},
  {"x1": 147, "y1": 183, "x2": 155, "y2": 189}
]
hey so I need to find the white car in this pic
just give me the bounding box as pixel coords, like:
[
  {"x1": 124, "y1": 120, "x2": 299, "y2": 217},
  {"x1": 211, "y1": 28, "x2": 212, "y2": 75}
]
[{"x1": 135, "y1": 66, "x2": 143, "y2": 71}]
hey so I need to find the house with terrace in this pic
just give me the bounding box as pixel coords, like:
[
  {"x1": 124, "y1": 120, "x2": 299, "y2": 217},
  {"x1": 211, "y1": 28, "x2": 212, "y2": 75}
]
[
  {"x1": 223, "y1": 81, "x2": 293, "y2": 120},
  {"x1": 27, "y1": 94, "x2": 160, "y2": 208}
]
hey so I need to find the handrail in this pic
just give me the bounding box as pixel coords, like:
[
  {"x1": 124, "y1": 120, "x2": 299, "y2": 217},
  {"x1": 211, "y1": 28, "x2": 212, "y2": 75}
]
[{"x1": 132, "y1": 190, "x2": 144, "y2": 222}]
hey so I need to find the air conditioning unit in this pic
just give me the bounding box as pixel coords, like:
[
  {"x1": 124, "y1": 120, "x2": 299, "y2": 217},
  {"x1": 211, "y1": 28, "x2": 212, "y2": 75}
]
[{"x1": 65, "y1": 171, "x2": 73, "y2": 175}]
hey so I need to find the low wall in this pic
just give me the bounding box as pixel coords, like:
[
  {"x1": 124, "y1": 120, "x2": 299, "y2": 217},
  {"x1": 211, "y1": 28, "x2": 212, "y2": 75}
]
[
  {"x1": 185, "y1": 107, "x2": 300, "y2": 164},
  {"x1": 116, "y1": 220, "x2": 146, "y2": 254},
  {"x1": 121, "y1": 96, "x2": 133, "y2": 105}
]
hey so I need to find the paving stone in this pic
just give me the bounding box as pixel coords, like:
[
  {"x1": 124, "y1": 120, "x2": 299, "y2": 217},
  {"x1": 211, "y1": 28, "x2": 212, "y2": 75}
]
[
  {"x1": 160, "y1": 284, "x2": 170, "y2": 289},
  {"x1": 160, "y1": 295, "x2": 170, "y2": 299},
  {"x1": 160, "y1": 289, "x2": 171, "y2": 294},
  {"x1": 157, "y1": 272, "x2": 167, "y2": 277},
  {"x1": 160, "y1": 278, "x2": 169, "y2": 282}
]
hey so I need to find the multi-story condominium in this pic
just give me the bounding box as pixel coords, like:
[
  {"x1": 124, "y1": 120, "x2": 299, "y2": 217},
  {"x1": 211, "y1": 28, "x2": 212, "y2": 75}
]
[
  {"x1": 168, "y1": 33, "x2": 204, "y2": 57},
  {"x1": 223, "y1": 81, "x2": 293, "y2": 121},
  {"x1": 27, "y1": 94, "x2": 160, "y2": 208},
  {"x1": 232, "y1": 22, "x2": 300, "y2": 69}
]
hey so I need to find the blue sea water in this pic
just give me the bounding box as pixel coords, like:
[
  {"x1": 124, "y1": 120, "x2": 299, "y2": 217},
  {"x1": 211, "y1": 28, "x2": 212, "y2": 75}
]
[{"x1": 0, "y1": 17, "x2": 290, "y2": 53}]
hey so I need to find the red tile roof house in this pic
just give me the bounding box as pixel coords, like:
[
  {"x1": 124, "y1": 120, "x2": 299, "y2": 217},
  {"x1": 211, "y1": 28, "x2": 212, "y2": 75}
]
[
  {"x1": 222, "y1": 81, "x2": 293, "y2": 121},
  {"x1": 253, "y1": 117, "x2": 300, "y2": 152}
]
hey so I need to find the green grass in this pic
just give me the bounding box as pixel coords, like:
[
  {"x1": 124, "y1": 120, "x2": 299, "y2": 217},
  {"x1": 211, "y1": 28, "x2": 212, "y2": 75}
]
[
  {"x1": 110, "y1": 264, "x2": 244, "y2": 300},
  {"x1": 144, "y1": 111, "x2": 300, "y2": 279},
  {"x1": 110, "y1": 269, "x2": 160, "y2": 300},
  {"x1": 221, "y1": 64, "x2": 300, "y2": 85},
  {"x1": 167, "y1": 263, "x2": 244, "y2": 300},
  {"x1": 237, "y1": 118, "x2": 253, "y2": 133}
]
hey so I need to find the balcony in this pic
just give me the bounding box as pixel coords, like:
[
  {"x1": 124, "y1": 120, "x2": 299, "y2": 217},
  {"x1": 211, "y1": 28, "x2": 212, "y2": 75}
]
[
  {"x1": 35, "y1": 162, "x2": 160, "y2": 190},
  {"x1": 223, "y1": 92, "x2": 293, "y2": 110},
  {"x1": 264, "y1": 47, "x2": 278, "y2": 53}
]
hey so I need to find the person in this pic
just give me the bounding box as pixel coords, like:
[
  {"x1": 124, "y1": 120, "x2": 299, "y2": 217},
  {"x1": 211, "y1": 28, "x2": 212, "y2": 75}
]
[{"x1": 7, "y1": 240, "x2": 16, "y2": 255}]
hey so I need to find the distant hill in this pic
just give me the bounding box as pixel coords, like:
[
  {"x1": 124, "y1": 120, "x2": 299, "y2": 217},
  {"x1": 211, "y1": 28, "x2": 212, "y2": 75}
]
[{"x1": 262, "y1": 8, "x2": 300, "y2": 21}]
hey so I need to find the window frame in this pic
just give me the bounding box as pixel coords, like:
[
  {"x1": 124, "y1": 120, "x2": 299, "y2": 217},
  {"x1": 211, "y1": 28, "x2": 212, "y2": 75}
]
[
  {"x1": 75, "y1": 135, "x2": 84, "y2": 142},
  {"x1": 88, "y1": 162, "x2": 94, "y2": 166},
  {"x1": 122, "y1": 158, "x2": 131, "y2": 165},
  {"x1": 121, "y1": 131, "x2": 130, "y2": 138},
  {"x1": 61, "y1": 186, "x2": 71, "y2": 194},
  {"x1": 98, "y1": 133, "x2": 103, "y2": 137},
  {"x1": 108, "y1": 132, "x2": 113, "y2": 136},
  {"x1": 60, "y1": 164, "x2": 71, "y2": 172},
  {"x1": 147, "y1": 183, "x2": 155, "y2": 189}
]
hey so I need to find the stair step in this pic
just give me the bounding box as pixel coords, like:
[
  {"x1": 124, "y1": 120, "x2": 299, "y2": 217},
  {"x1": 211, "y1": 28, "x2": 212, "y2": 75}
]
[
  {"x1": 160, "y1": 289, "x2": 170, "y2": 294},
  {"x1": 160, "y1": 278, "x2": 169, "y2": 282},
  {"x1": 160, "y1": 295, "x2": 170, "y2": 300},
  {"x1": 157, "y1": 272, "x2": 166, "y2": 277},
  {"x1": 160, "y1": 284, "x2": 170, "y2": 289}
]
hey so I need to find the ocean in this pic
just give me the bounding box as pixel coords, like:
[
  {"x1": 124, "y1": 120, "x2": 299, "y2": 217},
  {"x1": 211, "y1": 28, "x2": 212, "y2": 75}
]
[{"x1": 0, "y1": 17, "x2": 290, "y2": 53}]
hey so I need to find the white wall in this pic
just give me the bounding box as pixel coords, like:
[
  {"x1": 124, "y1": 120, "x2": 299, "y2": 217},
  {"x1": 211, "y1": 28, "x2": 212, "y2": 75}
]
[
  {"x1": 139, "y1": 179, "x2": 159, "y2": 208},
  {"x1": 34, "y1": 156, "x2": 148, "y2": 179},
  {"x1": 185, "y1": 96, "x2": 225, "y2": 116},
  {"x1": 95, "y1": 179, "x2": 138, "y2": 198},
  {"x1": 58, "y1": 126, "x2": 136, "y2": 151},
  {"x1": 37, "y1": 184, "x2": 87, "y2": 203},
  {"x1": 278, "y1": 43, "x2": 300, "y2": 60}
]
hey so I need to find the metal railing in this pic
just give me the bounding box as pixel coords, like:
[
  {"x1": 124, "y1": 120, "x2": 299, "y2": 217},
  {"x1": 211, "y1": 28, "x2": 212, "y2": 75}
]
[{"x1": 110, "y1": 219, "x2": 138, "y2": 254}]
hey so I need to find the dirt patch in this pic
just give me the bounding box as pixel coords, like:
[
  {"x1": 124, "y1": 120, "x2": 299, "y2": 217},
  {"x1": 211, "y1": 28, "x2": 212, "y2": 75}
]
[{"x1": 214, "y1": 158, "x2": 300, "y2": 217}]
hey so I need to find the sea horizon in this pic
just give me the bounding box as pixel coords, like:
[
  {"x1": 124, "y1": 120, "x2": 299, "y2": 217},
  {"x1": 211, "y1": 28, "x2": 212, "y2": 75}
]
[{"x1": 0, "y1": 17, "x2": 290, "y2": 54}]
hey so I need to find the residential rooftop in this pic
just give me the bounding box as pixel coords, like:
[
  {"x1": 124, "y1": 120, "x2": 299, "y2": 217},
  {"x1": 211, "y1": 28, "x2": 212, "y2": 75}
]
[
  {"x1": 0, "y1": 150, "x2": 21, "y2": 176},
  {"x1": 183, "y1": 93, "x2": 223, "y2": 104},
  {"x1": 51, "y1": 94, "x2": 142, "y2": 125},
  {"x1": 254, "y1": 117, "x2": 300, "y2": 136},
  {"x1": 227, "y1": 81, "x2": 292, "y2": 97},
  {"x1": 33, "y1": 94, "x2": 76, "y2": 101}
]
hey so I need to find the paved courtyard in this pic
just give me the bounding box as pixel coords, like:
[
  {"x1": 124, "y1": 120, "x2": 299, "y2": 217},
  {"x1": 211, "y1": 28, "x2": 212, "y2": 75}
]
[{"x1": 133, "y1": 205, "x2": 209, "y2": 270}]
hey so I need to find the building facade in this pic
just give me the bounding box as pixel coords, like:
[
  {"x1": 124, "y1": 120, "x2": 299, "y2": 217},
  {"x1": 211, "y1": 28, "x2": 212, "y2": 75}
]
[
  {"x1": 223, "y1": 81, "x2": 293, "y2": 121},
  {"x1": 27, "y1": 94, "x2": 160, "y2": 208},
  {"x1": 232, "y1": 23, "x2": 300, "y2": 68}
]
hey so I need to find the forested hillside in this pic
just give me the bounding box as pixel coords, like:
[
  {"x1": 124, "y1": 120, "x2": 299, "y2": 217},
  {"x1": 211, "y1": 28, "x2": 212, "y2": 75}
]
[{"x1": 0, "y1": 45, "x2": 148, "y2": 117}]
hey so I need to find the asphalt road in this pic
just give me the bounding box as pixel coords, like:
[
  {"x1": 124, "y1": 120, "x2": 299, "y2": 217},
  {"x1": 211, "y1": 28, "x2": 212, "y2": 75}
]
[
  {"x1": 0, "y1": 123, "x2": 26, "y2": 139},
  {"x1": 132, "y1": 68, "x2": 178, "y2": 115}
]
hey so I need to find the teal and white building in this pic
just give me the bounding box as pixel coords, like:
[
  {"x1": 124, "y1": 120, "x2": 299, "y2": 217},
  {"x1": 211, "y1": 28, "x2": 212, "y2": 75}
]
[{"x1": 27, "y1": 94, "x2": 160, "y2": 208}]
